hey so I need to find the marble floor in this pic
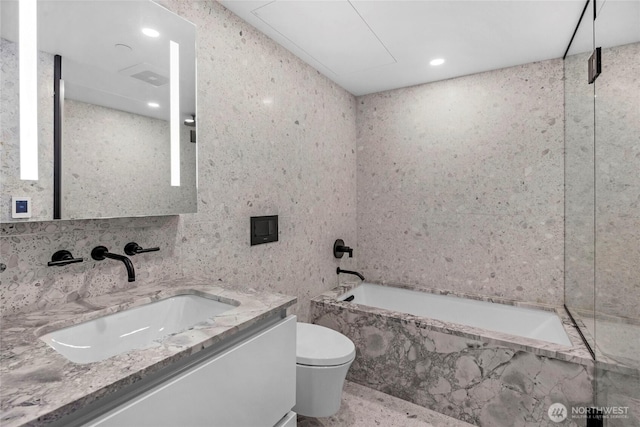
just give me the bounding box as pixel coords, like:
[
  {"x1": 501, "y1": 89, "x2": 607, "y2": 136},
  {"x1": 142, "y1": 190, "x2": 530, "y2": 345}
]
[{"x1": 297, "y1": 381, "x2": 474, "y2": 427}]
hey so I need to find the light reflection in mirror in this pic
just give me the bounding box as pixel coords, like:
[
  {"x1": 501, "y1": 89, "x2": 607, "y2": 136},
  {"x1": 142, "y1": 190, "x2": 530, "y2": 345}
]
[
  {"x1": 170, "y1": 40, "x2": 180, "y2": 187},
  {"x1": 19, "y1": 0, "x2": 38, "y2": 180}
]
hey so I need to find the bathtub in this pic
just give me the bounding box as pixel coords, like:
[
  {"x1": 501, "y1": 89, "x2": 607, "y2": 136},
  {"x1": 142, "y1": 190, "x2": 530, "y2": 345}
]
[
  {"x1": 310, "y1": 282, "x2": 596, "y2": 427},
  {"x1": 339, "y1": 283, "x2": 572, "y2": 346}
]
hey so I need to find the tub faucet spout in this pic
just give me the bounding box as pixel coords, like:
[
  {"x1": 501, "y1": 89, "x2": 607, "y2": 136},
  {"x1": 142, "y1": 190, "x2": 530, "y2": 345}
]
[
  {"x1": 91, "y1": 246, "x2": 136, "y2": 282},
  {"x1": 337, "y1": 267, "x2": 365, "y2": 281}
]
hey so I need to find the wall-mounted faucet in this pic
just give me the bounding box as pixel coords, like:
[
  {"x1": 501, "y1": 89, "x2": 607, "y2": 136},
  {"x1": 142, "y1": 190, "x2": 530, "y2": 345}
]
[
  {"x1": 333, "y1": 239, "x2": 353, "y2": 258},
  {"x1": 91, "y1": 246, "x2": 135, "y2": 282},
  {"x1": 336, "y1": 267, "x2": 365, "y2": 281}
]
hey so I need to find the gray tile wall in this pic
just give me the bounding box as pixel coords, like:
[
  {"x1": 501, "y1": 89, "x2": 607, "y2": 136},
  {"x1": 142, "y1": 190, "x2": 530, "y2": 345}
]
[
  {"x1": 594, "y1": 43, "x2": 640, "y2": 320},
  {"x1": 355, "y1": 59, "x2": 565, "y2": 305}
]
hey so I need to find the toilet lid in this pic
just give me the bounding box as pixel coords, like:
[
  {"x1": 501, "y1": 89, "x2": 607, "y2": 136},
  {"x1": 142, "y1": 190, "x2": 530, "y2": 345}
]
[{"x1": 296, "y1": 323, "x2": 356, "y2": 366}]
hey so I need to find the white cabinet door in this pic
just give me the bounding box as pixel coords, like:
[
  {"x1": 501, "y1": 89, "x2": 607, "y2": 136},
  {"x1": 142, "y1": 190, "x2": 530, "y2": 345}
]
[{"x1": 87, "y1": 316, "x2": 296, "y2": 427}]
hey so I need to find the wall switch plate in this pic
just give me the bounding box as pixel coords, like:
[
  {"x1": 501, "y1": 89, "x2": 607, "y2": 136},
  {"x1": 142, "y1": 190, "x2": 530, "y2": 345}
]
[
  {"x1": 250, "y1": 215, "x2": 278, "y2": 246},
  {"x1": 11, "y1": 196, "x2": 32, "y2": 219}
]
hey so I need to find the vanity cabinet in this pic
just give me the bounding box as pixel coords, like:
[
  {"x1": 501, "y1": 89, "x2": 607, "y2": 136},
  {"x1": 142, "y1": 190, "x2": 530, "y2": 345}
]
[{"x1": 67, "y1": 315, "x2": 296, "y2": 427}]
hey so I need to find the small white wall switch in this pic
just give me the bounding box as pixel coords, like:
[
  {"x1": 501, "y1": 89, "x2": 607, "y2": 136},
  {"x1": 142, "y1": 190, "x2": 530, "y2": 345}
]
[{"x1": 11, "y1": 196, "x2": 31, "y2": 219}]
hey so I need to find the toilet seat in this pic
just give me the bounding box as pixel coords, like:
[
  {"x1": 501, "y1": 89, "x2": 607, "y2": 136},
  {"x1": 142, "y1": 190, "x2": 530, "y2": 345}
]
[{"x1": 296, "y1": 323, "x2": 355, "y2": 366}]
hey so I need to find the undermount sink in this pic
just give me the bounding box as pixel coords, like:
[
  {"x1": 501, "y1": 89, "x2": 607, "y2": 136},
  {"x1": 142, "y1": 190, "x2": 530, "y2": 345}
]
[{"x1": 39, "y1": 294, "x2": 238, "y2": 364}]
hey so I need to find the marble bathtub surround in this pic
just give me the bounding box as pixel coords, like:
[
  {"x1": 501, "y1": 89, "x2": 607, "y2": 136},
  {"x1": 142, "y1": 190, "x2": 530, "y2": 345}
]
[
  {"x1": 0, "y1": 278, "x2": 296, "y2": 427},
  {"x1": 311, "y1": 283, "x2": 598, "y2": 426},
  {"x1": 327, "y1": 281, "x2": 639, "y2": 378},
  {"x1": 316, "y1": 282, "x2": 594, "y2": 365}
]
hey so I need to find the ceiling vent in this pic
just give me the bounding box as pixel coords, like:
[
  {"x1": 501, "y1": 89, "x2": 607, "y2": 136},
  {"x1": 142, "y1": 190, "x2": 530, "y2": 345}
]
[{"x1": 119, "y1": 63, "x2": 169, "y2": 87}]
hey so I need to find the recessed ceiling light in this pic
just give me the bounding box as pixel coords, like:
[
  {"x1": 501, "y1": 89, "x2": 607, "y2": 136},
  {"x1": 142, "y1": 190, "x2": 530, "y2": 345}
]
[
  {"x1": 142, "y1": 28, "x2": 160, "y2": 38},
  {"x1": 148, "y1": 102, "x2": 160, "y2": 108},
  {"x1": 430, "y1": 58, "x2": 445, "y2": 66}
]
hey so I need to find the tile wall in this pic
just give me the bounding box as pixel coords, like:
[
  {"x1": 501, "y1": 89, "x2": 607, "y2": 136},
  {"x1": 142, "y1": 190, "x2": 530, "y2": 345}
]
[
  {"x1": 356, "y1": 60, "x2": 565, "y2": 305},
  {"x1": 594, "y1": 42, "x2": 640, "y2": 320}
]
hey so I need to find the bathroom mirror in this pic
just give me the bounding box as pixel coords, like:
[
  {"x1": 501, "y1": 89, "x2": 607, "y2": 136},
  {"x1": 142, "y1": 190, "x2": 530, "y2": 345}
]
[{"x1": 0, "y1": 0, "x2": 197, "y2": 222}]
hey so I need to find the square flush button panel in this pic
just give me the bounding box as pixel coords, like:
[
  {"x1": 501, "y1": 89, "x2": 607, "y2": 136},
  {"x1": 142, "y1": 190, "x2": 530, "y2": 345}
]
[
  {"x1": 12, "y1": 196, "x2": 31, "y2": 219},
  {"x1": 251, "y1": 215, "x2": 278, "y2": 246}
]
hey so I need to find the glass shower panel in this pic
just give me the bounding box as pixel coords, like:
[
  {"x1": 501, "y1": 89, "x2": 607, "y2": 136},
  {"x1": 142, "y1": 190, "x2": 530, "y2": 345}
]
[
  {"x1": 564, "y1": 6, "x2": 596, "y2": 353},
  {"x1": 593, "y1": 0, "x2": 640, "y2": 369},
  {"x1": 593, "y1": 1, "x2": 640, "y2": 425}
]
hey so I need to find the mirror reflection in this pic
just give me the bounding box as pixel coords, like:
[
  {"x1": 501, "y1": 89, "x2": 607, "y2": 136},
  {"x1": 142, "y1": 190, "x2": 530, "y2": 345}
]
[{"x1": 0, "y1": 0, "x2": 197, "y2": 222}]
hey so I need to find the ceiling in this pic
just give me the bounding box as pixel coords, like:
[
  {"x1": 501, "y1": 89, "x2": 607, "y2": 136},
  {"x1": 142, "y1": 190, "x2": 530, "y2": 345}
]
[
  {"x1": 220, "y1": 0, "x2": 639, "y2": 96},
  {"x1": 1, "y1": 0, "x2": 196, "y2": 121}
]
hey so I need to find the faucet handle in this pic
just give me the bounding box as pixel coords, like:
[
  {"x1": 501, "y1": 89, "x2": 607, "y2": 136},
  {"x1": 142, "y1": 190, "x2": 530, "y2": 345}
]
[
  {"x1": 333, "y1": 239, "x2": 354, "y2": 258},
  {"x1": 91, "y1": 246, "x2": 109, "y2": 261},
  {"x1": 48, "y1": 250, "x2": 84, "y2": 267},
  {"x1": 124, "y1": 242, "x2": 160, "y2": 256}
]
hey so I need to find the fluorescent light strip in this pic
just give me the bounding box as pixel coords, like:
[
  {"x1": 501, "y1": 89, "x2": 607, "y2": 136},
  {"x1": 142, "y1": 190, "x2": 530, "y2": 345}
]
[
  {"x1": 170, "y1": 40, "x2": 180, "y2": 186},
  {"x1": 19, "y1": 0, "x2": 38, "y2": 180}
]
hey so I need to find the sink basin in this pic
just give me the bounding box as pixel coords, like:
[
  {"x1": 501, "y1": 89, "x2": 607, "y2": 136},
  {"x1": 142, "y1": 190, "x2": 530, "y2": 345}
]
[{"x1": 39, "y1": 294, "x2": 237, "y2": 364}]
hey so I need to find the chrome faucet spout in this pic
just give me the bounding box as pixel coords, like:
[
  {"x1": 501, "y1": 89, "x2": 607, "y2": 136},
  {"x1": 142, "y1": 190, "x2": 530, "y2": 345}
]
[{"x1": 91, "y1": 246, "x2": 136, "y2": 282}]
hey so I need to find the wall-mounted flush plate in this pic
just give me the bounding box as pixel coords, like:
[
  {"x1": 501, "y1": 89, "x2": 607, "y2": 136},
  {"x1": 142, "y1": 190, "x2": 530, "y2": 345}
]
[
  {"x1": 250, "y1": 215, "x2": 278, "y2": 246},
  {"x1": 11, "y1": 196, "x2": 31, "y2": 219}
]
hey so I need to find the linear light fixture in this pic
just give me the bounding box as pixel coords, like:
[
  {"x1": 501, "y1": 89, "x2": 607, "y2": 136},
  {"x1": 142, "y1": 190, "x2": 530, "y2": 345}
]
[
  {"x1": 19, "y1": 0, "x2": 38, "y2": 180},
  {"x1": 170, "y1": 40, "x2": 180, "y2": 187}
]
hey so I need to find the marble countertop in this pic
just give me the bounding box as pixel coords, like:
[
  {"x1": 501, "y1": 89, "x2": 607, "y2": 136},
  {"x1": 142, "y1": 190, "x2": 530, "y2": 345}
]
[{"x1": 0, "y1": 278, "x2": 297, "y2": 427}]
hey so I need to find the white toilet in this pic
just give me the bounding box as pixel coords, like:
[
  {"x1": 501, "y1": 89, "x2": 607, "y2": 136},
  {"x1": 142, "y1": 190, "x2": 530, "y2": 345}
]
[{"x1": 294, "y1": 323, "x2": 356, "y2": 418}]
